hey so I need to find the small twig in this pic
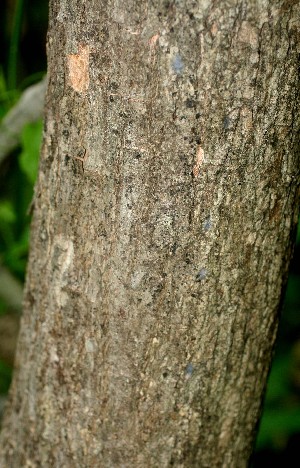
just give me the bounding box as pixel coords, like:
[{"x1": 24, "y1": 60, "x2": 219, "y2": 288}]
[{"x1": 0, "y1": 76, "x2": 47, "y2": 165}]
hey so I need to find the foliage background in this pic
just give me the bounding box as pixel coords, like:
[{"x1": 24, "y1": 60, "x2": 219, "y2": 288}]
[{"x1": 0, "y1": 1, "x2": 299, "y2": 465}]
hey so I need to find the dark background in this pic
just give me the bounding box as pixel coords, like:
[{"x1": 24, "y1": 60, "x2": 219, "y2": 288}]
[{"x1": 0, "y1": 1, "x2": 299, "y2": 465}]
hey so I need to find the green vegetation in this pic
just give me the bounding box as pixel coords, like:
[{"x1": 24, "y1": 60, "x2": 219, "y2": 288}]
[{"x1": 0, "y1": 75, "x2": 41, "y2": 280}]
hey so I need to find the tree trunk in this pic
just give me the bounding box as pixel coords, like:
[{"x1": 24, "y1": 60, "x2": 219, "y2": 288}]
[{"x1": 0, "y1": 1, "x2": 299, "y2": 466}]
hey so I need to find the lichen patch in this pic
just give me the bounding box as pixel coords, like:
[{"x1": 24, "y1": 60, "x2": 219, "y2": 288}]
[{"x1": 67, "y1": 44, "x2": 90, "y2": 93}]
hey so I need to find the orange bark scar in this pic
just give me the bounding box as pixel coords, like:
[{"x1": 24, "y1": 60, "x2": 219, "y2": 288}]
[
  {"x1": 67, "y1": 44, "x2": 90, "y2": 93},
  {"x1": 149, "y1": 34, "x2": 159, "y2": 48},
  {"x1": 193, "y1": 146, "x2": 204, "y2": 177},
  {"x1": 148, "y1": 34, "x2": 159, "y2": 62}
]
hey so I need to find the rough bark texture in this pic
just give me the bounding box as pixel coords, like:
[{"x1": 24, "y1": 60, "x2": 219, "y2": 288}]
[{"x1": 0, "y1": 1, "x2": 299, "y2": 466}]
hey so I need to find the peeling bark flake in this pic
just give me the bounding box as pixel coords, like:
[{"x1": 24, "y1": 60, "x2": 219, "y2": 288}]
[
  {"x1": 67, "y1": 44, "x2": 90, "y2": 93},
  {"x1": 193, "y1": 146, "x2": 204, "y2": 177}
]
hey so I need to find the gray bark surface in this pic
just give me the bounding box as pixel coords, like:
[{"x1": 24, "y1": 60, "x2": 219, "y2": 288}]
[{"x1": 0, "y1": 1, "x2": 299, "y2": 467}]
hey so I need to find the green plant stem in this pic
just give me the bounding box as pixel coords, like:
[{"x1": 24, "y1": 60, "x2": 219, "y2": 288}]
[{"x1": 7, "y1": 0, "x2": 25, "y2": 91}]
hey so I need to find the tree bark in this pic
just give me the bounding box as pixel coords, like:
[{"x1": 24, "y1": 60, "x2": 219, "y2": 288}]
[{"x1": 0, "y1": 1, "x2": 299, "y2": 466}]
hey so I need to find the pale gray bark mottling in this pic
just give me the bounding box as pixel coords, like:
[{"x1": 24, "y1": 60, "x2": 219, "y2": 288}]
[{"x1": 0, "y1": 1, "x2": 299, "y2": 467}]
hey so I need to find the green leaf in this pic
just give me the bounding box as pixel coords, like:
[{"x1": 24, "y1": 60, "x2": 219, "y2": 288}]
[
  {"x1": 256, "y1": 407, "x2": 300, "y2": 450},
  {"x1": 0, "y1": 201, "x2": 16, "y2": 249},
  {"x1": 4, "y1": 226, "x2": 29, "y2": 278},
  {"x1": 263, "y1": 354, "x2": 291, "y2": 405},
  {"x1": 0, "y1": 67, "x2": 20, "y2": 115},
  {"x1": 0, "y1": 67, "x2": 7, "y2": 96},
  {"x1": 19, "y1": 120, "x2": 43, "y2": 183},
  {"x1": 0, "y1": 200, "x2": 16, "y2": 224}
]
